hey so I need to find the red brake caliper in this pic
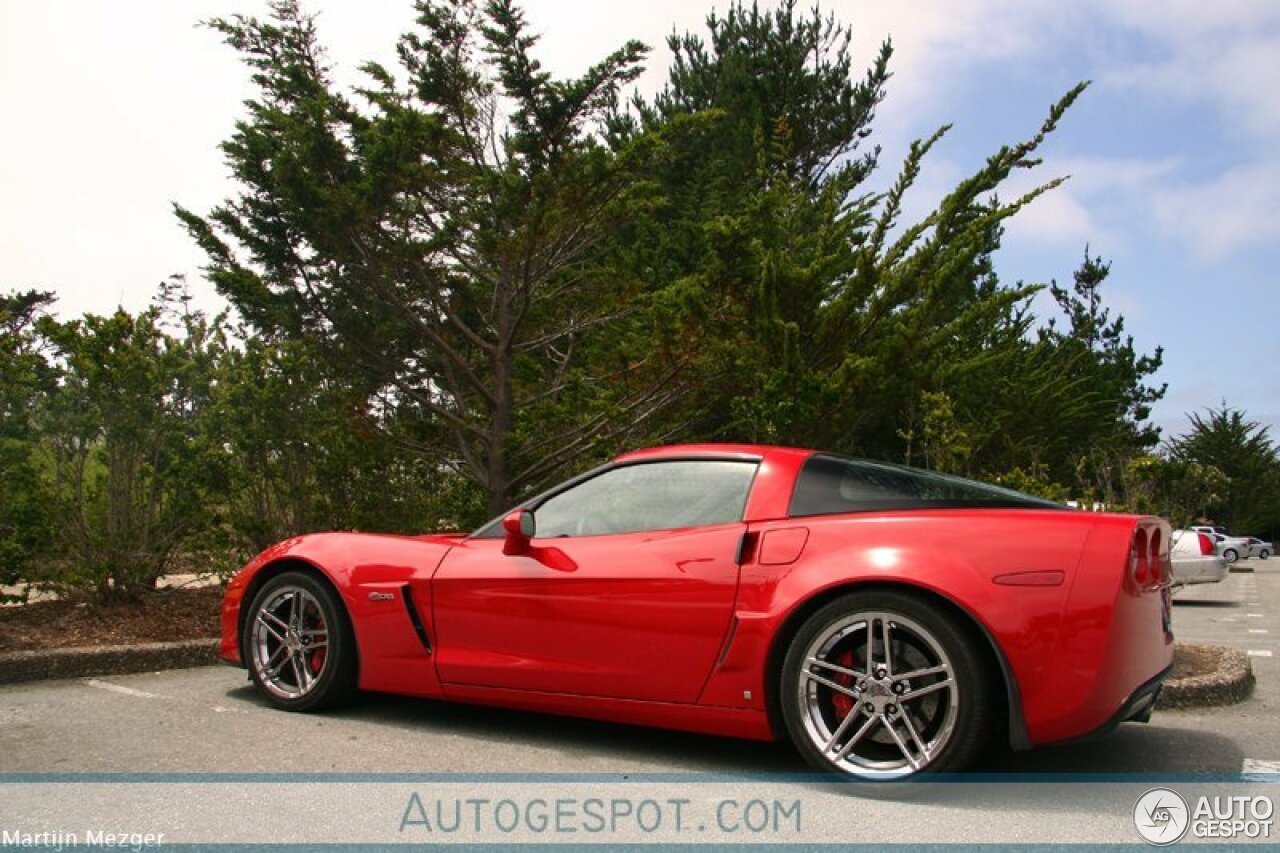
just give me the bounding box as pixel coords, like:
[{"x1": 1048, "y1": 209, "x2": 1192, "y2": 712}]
[
  {"x1": 830, "y1": 648, "x2": 859, "y2": 717},
  {"x1": 305, "y1": 616, "x2": 325, "y2": 674}
]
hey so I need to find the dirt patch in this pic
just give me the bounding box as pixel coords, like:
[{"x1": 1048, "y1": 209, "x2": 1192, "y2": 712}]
[
  {"x1": 0, "y1": 586, "x2": 222, "y2": 652},
  {"x1": 1169, "y1": 643, "x2": 1220, "y2": 680}
]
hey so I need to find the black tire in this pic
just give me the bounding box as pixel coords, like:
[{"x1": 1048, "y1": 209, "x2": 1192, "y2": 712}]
[
  {"x1": 779, "y1": 589, "x2": 995, "y2": 785},
  {"x1": 242, "y1": 571, "x2": 357, "y2": 711},
  {"x1": 1261, "y1": 550, "x2": 1270, "y2": 560},
  {"x1": 1223, "y1": 548, "x2": 1239, "y2": 564}
]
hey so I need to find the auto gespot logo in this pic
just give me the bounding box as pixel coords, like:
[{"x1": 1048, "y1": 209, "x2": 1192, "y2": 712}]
[{"x1": 1135, "y1": 788, "x2": 1274, "y2": 844}]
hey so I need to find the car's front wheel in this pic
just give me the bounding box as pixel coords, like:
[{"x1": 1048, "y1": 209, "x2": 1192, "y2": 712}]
[
  {"x1": 1261, "y1": 549, "x2": 1271, "y2": 560},
  {"x1": 243, "y1": 571, "x2": 357, "y2": 711},
  {"x1": 780, "y1": 590, "x2": 995, "y2": 783},
  {"x1": 1223, "y1": 548, "x2": 1239, "y2": 564}
]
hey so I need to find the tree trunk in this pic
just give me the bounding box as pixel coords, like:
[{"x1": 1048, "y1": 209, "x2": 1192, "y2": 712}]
[
  {"x1": 486, "y1": 398, "x2": 512, "y2": 517},
  {"x1": 486, "y1": 279, "x2": 515, "y2": 517}
]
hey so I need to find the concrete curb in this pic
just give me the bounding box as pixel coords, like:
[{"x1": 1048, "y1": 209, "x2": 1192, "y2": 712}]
[
  {"x1": 1156, "y1": 642, "x2": 1255, "y2": 710},
  {"x1": 0, "y1": 638, "x2": 220, "y2": 685}
]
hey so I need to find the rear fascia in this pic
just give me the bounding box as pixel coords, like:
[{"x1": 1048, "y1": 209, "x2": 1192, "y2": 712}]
[{"x1": 1027, "y1": 515, "x2": 1175, "y2": 745}]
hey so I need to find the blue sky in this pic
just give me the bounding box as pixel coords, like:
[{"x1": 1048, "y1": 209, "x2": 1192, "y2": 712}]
[
  {"x1": 905, "y1": 1, "x2": 1280, "y2": 443},
  {"x1": 1, "y1": 0, "x2": 1276, "y2": 443}
]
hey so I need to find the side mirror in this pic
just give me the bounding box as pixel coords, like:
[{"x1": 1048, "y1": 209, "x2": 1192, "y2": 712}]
[{"x1": 502, "y1": 508, "x2": 535, "y2": 555}]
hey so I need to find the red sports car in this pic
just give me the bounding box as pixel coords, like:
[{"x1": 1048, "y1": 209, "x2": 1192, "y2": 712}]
[{"x1": 219, "y1": 444, "x2": 1174, "y2": 781}]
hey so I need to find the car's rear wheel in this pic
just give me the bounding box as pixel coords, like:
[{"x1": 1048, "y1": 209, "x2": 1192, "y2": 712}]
[
  {"x1": 244, "y1": 571, "x2": 356, "y2": 711},
  {"x1": 780, "y1": 590, "x2": 994, "y2": 783},
  {"x1": 1223, "y1": 548, "x2": 1239, "y2": 564}
]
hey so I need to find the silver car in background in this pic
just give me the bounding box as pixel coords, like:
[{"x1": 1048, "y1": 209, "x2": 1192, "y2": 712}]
[
  {"x1": 1247, "y1": 537, "x2": 1273, "y2": 560},
  {"x1": 1192, "y1": 527, "x2": 1253, "y2": 564},
  {"x1": 1170, "y1": 529, "x2": 1229, "y2": 586},
  {"x1": 1214, "y1": 534, "x2": 1253, "y2": 564}
]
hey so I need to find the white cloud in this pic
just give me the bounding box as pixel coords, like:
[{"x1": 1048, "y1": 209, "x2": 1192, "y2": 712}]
[
  {"x1": 996, "y1": 156, "x2": 1178, "y2": 253},
  {"x1": 2, "y1": 0, "x2": 1277, "y2": 314},
  {"x1": 836, "y1": 0, "x2": 1053, "y2": 139},
  {"x1": 1101, "y1": 29, "x2": 1280, "y2": 142},
  {"x1": 1003, "y1": 187, "x2": 1097, "y2": 248},
  {"x1": 1153, "y1": 162, "x2": 1280, "y2": 259},
  {"x1": 1073, "y1": 1, "x2": 1280, "y2": 258},
  {"x1": 0, "y1": 0, "x2": 250, "y2": 317},
  {"x1": 827, "y1": 1, "x2": 1280, "y2": 265},
  {"x1": 1048, "y1": 157, "x2": 1183, "y2": 195}
]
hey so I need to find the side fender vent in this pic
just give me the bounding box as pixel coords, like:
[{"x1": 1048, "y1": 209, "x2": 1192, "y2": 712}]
[{"x1": 401, "y1": 584, "x2": 432, "y2": 654}]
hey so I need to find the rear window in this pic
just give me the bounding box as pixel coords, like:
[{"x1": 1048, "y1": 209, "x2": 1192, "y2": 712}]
[{"x1": 788, "y1": 454, "x2": 1065, "y2": 517}]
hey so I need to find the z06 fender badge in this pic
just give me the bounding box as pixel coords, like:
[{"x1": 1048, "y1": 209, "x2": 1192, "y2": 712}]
[{"x1": 367, "y1": 591, "x2": 396, "y2": 601}]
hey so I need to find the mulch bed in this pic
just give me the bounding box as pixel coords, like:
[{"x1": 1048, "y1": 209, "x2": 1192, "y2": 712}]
[
  {"x1": 0, "y1": 586, "x2": 221, "y2": 652},
  {"x1": 1158, "y1": 642, "x2": 1254, "y2": 710},
  {"x1": 1169, "y1": 643, "x2": 1219, "y2": 680}
]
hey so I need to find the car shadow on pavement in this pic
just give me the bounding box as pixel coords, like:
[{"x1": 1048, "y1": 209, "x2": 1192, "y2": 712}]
[
  {"x1": 1172, "y1": 599, "x2": 1245, "y2": 608},
  {"x1": 224, "y1": 683, "x2": 1245, "y2": 811},
  {"x1": 224, "y1": 683, "x2": 806, "y2": 773}
]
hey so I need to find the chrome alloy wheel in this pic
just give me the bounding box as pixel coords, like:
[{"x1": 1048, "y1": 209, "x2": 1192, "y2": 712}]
[
  {"x1": 250, "y1": 586, "x2": 330, "y2": 700},
  {"x1": 795, "y1": 611, "x2": 959, "y2": 779}
]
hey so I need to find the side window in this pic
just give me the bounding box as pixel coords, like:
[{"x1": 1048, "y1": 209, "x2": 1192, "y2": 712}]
[
  {"x1": 533, "y1": 460, "x2": 757, "y2": 537},
  {"x1": 788, "y1": 454, "x2": 1062, "y2": 517}
]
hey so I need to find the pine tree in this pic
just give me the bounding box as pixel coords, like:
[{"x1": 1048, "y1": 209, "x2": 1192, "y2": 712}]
[
  {"x1": 1169, "y1": 406, "x2": 1279, "y2": 534},
  {"x1": 177, "y1": 0, "x2": 686, "y2": 517},
  {"x1": 611, "y1": 1, "x2": 1090, "y2": 466}
]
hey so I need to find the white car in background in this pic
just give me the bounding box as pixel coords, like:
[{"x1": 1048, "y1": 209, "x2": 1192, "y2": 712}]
[
  {"x1": 1247, "y1": 537, "x2": 1273, "y2": 560},
  {"x1": 1191, "y1": 526, "x2": 1252, "y2": 564},
  {"x1": 1170, "y1": 529, "x2": 1229, "y2": 586}
]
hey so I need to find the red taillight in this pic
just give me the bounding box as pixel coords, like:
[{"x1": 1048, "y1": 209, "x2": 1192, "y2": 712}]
[
  {"x1": 1131, "y1": 529, "x2": 1149, "y2": 585},
  {"x1": 1149, "y1": 529, "x2": 1166, "y2": 583},
  {"x1": 1197, "y1": 532, "x2": 1214, "y2": 556}
]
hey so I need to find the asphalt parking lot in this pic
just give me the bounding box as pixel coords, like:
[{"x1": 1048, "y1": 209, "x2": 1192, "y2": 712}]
[
  {"x1": 2, "y1": 558, "x2": 1278, "y2": 844},
  {"x1": 1159, "y1": 557, "x2": 1280, "y2": 770}
]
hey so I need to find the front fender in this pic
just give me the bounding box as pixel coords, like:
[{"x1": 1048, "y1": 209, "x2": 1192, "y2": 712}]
[{"x1": 220, "y1": 532, "x2": 461, "y2": 699}]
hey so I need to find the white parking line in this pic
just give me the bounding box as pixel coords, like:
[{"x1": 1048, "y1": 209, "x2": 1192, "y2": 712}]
[
  {"x1": 1243, "y1": 759, "x2": 1280, "y2": 775},
  {"x1": 1248, "y1": 650, "x2": 1273, "y2": 658},
  {"x1": 1248, "y1": 613, "x2": 1264, "y2": 618},
  {"x1": 1249, "y1": 629, "x2": 1270, "y2": 634},
  {"x1": 82, "y1": 678, "x2": 162, "y2": 699},
  {"x1": 81, "y1": 677, "x2": 250, "y2": 715}
]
